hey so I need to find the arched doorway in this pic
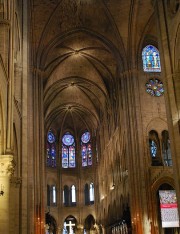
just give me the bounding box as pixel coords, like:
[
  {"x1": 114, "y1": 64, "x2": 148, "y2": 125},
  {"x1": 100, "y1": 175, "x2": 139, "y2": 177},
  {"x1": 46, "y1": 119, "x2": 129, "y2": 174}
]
[
  {"x1": 45, "y1": 212, "x2": 57, "y2": 234},
  {"x1": 63, "y1": 215, "x2": 77, "y2": 234},
  {"x1": 84, "y1": 214, "x2": 95, "y2": 234}
]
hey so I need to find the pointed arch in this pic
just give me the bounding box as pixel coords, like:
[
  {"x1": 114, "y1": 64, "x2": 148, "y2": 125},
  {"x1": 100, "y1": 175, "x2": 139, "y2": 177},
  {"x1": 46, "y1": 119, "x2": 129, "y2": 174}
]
[
  {"x1": 62, "y1": 132, "x2": 76, "y2": 168},
  {"x1": 142, "y1": 45, "x2": 161, "y2": 72},
  {"x1": 84, "y1": 183, "x2": 89, "y2": 205},
  {"x1": 45, "y1": 213, "x2": 57, "y2": 234},
  {"x1": 89, "y1": 182, "x2": 94, "y2": 204},
  {"x1": 46, "y1": 129, "x2": 56, "y2": 167},
  {"x1": 70, "y1": 184, "x2": 76, "y2": 206},
  {"x1": 162, "y1": 130, "x2": 172, "y2": 166},
  {"x1": 63, "y1": 185, "x2": 69, "y2": 207},
  {"x1": 148, "y1": 130, "x2": 162, "y2": 166},
  {"x1": 81, "y1": 131, "x2": 92, "y2": 167}
]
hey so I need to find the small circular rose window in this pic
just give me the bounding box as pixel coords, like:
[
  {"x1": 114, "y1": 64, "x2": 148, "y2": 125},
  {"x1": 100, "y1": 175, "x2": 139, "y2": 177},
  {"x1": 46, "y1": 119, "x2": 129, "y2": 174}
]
[{"x1": 145, "y1": 78, "x2": 164, "y2": 97}]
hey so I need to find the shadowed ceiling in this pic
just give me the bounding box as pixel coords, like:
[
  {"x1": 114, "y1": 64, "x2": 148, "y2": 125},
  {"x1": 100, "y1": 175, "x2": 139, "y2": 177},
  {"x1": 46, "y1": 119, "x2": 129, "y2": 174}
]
[{"x1": 31, "y1": 0, "x2": 127, "y2": 135}]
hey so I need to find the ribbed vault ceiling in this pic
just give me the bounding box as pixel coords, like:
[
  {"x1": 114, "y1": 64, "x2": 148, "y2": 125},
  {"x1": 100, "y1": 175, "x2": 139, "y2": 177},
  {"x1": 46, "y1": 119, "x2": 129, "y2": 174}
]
[{"x1": 32, "y1": 1, "x2": 121, "y2": 134}]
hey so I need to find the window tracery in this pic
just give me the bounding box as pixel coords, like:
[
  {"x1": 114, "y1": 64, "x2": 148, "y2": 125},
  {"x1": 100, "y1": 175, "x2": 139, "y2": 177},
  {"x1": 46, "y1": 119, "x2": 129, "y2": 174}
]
[
  {"x1": 145, "y1": 78, "x2": 164, "y2": 97},
  {"x1": 81, "y1": 131, "x2": 92, "y2": 167},
  {"x1": 142, "y1": 45, "x2": 161, "y2": 72},
  {"x1": 46, "y1": 130, "x2": 56, "y2": 167},
  {"x1": 62, "y1": 132, "x2": 76, "y2": 168}
]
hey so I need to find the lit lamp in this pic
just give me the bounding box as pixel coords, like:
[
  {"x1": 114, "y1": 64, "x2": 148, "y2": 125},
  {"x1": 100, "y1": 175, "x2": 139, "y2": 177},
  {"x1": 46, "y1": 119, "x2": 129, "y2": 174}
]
[
  {"x1": 0, "y1": 184, "x2": 4, "y2": 196},
  {"x1": 110, "y1": 183, "x2": 115, "y2": 190}
]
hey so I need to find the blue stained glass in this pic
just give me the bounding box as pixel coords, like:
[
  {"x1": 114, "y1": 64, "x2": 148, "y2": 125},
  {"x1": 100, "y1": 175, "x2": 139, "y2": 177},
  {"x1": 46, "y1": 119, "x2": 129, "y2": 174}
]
[
  {"x1": 142, "y1": 45, "x2": 161, "y2": 72},
  {"x1": 62, "y1": 133, "x2": 74, "y2": 146},
  {"x1": 46, "y1": 130, "x2": 56, "y2": 167},
  {"x1": 62, "y1": 145, "x2": 68, "y2": 168},
  {"x1": 62, "y1": 133, "x2": 76, "y2": 168},
  {"x1": 69, "y1": 146, "x2": 75, "y2": 168},
  {"x1": 145, "y1": 78, "x2": 164, "y2": 97},
  {"x1": 81, "y1": 132, "x2": 90, "y2": 143},
  {"x1": 48, "y1": 131, "x2": 55, "y2": 143},
  {"x1": 150, "y1": 140, "x2": 157, "y2": 157},
  {"x1": 81, "y1": 131, "x2": 92, "y2": 167}
]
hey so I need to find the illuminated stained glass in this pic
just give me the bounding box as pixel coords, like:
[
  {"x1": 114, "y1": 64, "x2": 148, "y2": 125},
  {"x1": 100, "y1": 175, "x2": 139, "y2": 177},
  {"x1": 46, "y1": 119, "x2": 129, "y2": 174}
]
[
  {"x1": 142, "y1": 45, "x2": 161, "y2": 72},
  {"x1": 81, "y1": 132, "x2": 90, "y2": 143},
  {"x1": 145, "y1": 78, "x2": 164, "y2": 97},
  {"x1": 87, "y1": 144, "x2": 92, "y2": 166},
  {"x1": 62, "y1": 145, "x2": 68, "y2": 168},
  {"x1": 81, "y1": 131, "x2": 92, "y2": 167},
  {"x1": 48, "y1": 131, "x2": 55, "y2": 143},
  {"x1": 150, "y1": 140, "x2": 157, "y2": 157},
  {"x1": 46, "y1": 130, "x2": 56, "y2": 167},
  {"x1": 69, "y1": 146, "x2": 75, "y2": 168},
  {"x1": 62, "y1": 133, "x2": 75, "y2": 168},
  {"x1": 82, "y1": 145, "x2": 87, "y2": 167},
  {"x1": 62, "y1": 133, "x2": 74, "y2": 146}
]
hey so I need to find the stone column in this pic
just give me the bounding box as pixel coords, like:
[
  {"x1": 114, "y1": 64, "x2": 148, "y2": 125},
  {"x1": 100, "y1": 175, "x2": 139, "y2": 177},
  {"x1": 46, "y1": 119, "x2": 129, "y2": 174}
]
[
  {"x1": 77, "y1": 224, "x2": 84, "y2": 234},
  {"x1": 154, "y1": 0, "x2": 180, "y2": 210},
  {"x1": 0, "y1": 154, "x2": 14, "y2": 234}
]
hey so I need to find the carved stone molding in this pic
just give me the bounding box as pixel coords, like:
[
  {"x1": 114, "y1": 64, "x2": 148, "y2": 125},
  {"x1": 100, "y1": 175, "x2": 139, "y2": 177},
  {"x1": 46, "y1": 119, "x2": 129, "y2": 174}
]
[
  {"x1": 150, "y1": 166, "x2": 173, "y2": 185},
  {"x1": 0, "y1": 155, "x2": 14, "y2": 177}
]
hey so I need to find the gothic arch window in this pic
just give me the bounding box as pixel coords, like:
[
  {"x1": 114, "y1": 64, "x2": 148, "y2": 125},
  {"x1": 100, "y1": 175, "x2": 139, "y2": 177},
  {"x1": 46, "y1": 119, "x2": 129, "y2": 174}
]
[
  {"x1": 62, "y1": 132, "x2": 76, "y2": 168},
  {"x1": 84, "y1": 183, "x2": 94, "y2": 205},
  {"x1": 71, "y1": 185, "x2": 76, "y2": 206},
  {"x1": 81, "y1": 131, "x2": 92, "y2": 167},
  {"x1": 149, "y1": 130, "x2": 162, "y2": 166},
  {"x1": 142, "y1": 45, "x2": 161, "y2": 72},
  {"x1": 47, "y1": 184, "x2": 57, "y2": 206},
  {"x1": 47, "y1": 185, "x2": 50, "y2": 206},
  {"x1": 84, "y1": 183, "x2": 89, "y2": 205},
  {"x1": 84, "y1": 215, "x2": 95, "y2": 231},
  {"x1": 162, "y1": 130, "x2": 172, "y2": 166},
  {"x1": 63, "y1": 216, "x2": 77, "y2": 234},
  {"x1": 52, "y1": 185, "x2": 57, "y2": 205},
  {"x1": 45, "y1": 213, "x2": 57, "y2": 234},
  {"x1": 89, "y1": 182, "x2": 94, "y2": 204},
  {"x1": 46, "y1": 130, "x2": 56, "y2": 167},
  {"x1": 63, "y1": 185, "x2": 69, "y2": 207}
]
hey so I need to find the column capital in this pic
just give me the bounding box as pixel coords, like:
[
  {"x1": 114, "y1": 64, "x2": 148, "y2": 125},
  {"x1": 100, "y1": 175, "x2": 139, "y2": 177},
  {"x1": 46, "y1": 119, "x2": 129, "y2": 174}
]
[{"x1": 0, "y1": 155, "x2": 14, "y2": 177}]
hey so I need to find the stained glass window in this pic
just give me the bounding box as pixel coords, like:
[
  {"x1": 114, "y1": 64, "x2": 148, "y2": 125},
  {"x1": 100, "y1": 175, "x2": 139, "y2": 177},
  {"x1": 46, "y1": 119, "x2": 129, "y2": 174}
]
[
  {"x1": 145, "y1": 78, "x2": 164, "y2": 97},
  {"x1": 46, "y1": 130, "x2": 56, "y2": 167},
  {"x1": 150, "y1": 140, "x2": 157, "y2": 157},
  {"x1": 81, "y1": 131, "x2": 92, "y2": 167},
  {"x1": 62, "y1": 132, "x2": 75, "y2": 168},
  {"x1": 142, "y1": 45, "x2": 161, "y2": 72}
]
